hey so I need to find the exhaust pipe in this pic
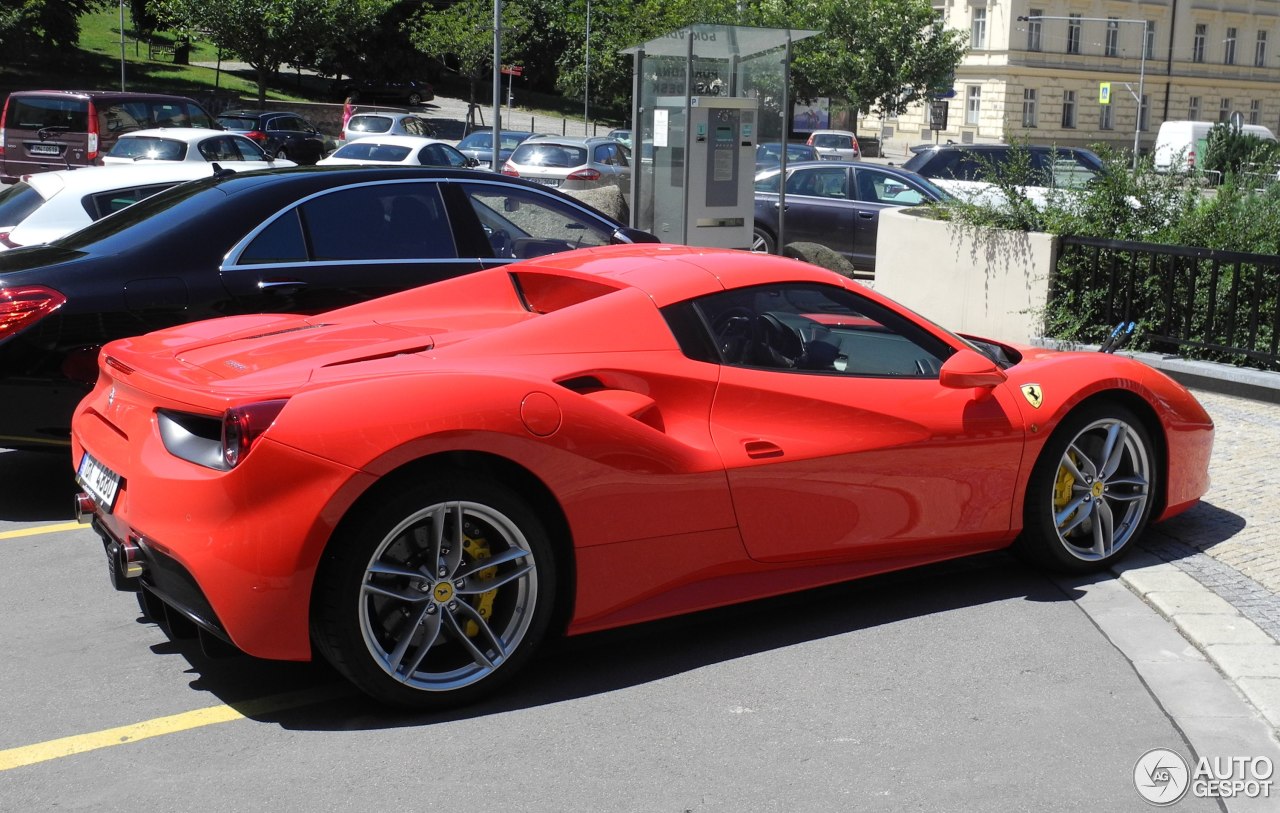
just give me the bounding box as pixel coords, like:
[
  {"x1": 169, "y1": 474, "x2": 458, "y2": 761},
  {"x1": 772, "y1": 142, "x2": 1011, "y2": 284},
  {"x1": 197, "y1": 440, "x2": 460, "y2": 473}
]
[
  {"x1": 116, "y1": 535, "x2": 147, "y2": 580},
  {"x1": 74, "y1": 492, "x2": 96, "y2": 524}
]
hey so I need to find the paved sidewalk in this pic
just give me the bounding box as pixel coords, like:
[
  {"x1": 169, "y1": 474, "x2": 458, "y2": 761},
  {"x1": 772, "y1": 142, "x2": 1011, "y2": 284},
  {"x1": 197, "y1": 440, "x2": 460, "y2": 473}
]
[{"x1": 1116, "y1": 389, "x2": 1280, "y2": 734}]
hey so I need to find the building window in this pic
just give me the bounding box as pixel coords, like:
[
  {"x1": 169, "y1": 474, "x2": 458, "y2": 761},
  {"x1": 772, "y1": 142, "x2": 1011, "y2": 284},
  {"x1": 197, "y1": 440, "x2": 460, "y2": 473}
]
[
  {"x1": 1140, "y1": 95, "x2": 1150, "y2": 131},
  {"x1": 1028, "y1": 10, "x2": 1043, "y2": 51},
  {"x1": 1067, "y1": 14, "x2": 1082, "y2": 55},
  {"x1": 971, "y1": 8, "x2": 987, "y2": 50},
  {"x1": 1100, "y1": 104, "x2": 1113, "y2": 130},
  {"x1": 1251, "y1": 99, "x2": 1262, "y2": 125},
  {"x1": 1022, "y1": 89, "x2": 1038, "y2": 127},
  {"x1": 1193, "y1": 24, "x2": 1206, "y2": 63},
  {"x1": 1219, "y1": 97, "x2": 1232, "y2": 123},
  {"x1": 1256, "y1": 31, "x2": 1268, "y2": 68},
  {"x1": 1062, "y1": 90, "x2": 1077, "y2": 128},
  {"x1": 1188, "y1": 96, "x2": 1201, "y2": 120},
  {"x1": 966, "y1": 86, "x2": 981, "y2": 125},
  {"x1": 1145, "y1": 21, "x2": 1156, "y2": 59},
  {"x1": 1225, "y1": 27, "x2": 1237, "y2": 64},
  {"x1": 1105, "y1": 19, "x2": 1120, "y2": 57}
]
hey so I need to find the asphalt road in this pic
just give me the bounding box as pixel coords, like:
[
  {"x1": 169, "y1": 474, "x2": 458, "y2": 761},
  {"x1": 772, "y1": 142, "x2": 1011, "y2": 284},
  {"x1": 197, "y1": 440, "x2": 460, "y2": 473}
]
[{"x1": 0, "y1": 447, "x2": 1223, "y2": 811}]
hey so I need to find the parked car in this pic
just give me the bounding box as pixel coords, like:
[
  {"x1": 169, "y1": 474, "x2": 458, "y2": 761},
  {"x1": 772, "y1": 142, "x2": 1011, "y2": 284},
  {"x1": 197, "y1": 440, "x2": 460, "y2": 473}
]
[
  {"x1": 455, "y1": 130, "x2": 541, "y2": 166},
  {"x1": 215, "y1": 110, "x2": 331, "y2": 165},
  {"x1": 1152, "y1": 120, "x2": 1277, "y2": 172},
  {"x1": 103, "y1": 128, "x2": 296, "y2": 171},
  {"x1": 341, "y1": 112, "x2": 437, "y2": 145},
  {"x1": 70, "y1": 243, "x2": 1213, "y2": 709},
  {"x1": 0, "y1": 162, "x2": 222, "y2": 250},
  {"x1": 902, "y1": 143, "x2": 1105, "y2": 206},
  {"x1": 0, "y1": 90, "x2": 218, "y2": 182},
  {"x1": 502, "y1": 136, "x2": 631, "y2": 191},
  {"x1": 0, "y1": 166, "x2": 657, "y2": 449},
  {"x1": 605, "y1": 128, "x2": 632, "y2": 149},
  {"x1": 754, "y1": 142, "x2": 820, "y2": 173},
  {"x1": 342, "y1": 78, "x2": 435, "y2": 106},
  {"x1": 752, "y1": 161, "x2": 951, "y2": 271},
  {"x1": 317, "y1": 135, "x2": 476, "y2": 168},
  {"x1": 805, "y1": 129, "x2": 861, "y2": 161}
]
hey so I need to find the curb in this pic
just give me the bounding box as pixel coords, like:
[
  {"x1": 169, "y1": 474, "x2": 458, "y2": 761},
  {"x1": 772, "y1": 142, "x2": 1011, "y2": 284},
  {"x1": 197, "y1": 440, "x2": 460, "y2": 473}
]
[{"x1": 1112, "y1": 551, "x2": 1280, "y2": 736}]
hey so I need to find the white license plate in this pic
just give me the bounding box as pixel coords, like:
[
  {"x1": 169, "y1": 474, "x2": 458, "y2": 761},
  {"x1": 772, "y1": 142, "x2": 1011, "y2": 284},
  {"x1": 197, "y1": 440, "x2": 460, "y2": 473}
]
[
  {"x1": 77, "y1": 452, "x2": 121, "y2": 513},
  {"x1": 533, "y1": 178, "x2": 562, "y2": 186},
  {"x1": 29, "y1": 143, "x2": 61, "y2": 156}
]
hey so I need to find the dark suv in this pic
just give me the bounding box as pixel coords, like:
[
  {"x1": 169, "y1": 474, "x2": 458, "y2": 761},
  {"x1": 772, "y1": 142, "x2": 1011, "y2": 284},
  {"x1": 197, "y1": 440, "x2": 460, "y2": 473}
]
[
  {"x1": 902, "y1": 144, "x2": 1105, "y2": 189},
  {"x1": 0, "y1": 90, "x2": 217, "y2": 182}
]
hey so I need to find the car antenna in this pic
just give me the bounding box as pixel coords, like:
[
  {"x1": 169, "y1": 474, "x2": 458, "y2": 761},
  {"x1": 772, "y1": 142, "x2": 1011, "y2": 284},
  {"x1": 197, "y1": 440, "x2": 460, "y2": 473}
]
[{"x1": 211, "y1": 162, "x2": 237, "y2": 178}]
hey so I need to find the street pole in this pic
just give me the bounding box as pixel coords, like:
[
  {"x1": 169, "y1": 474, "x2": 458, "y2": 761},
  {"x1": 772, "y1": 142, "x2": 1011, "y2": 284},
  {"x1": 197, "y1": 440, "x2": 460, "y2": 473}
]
[
  {"x1": 584, "y1": 0, "x2": 591, "y2": 133},
  {"x1": 119, "y1": 1, "x2": 126, "y2": 91},
  {"x1": 1018, "y1": 15, "x2": 1148, "y2": 171},
  {"x1": 491, "y1": 0, "x2": 503, "y2": 172}
]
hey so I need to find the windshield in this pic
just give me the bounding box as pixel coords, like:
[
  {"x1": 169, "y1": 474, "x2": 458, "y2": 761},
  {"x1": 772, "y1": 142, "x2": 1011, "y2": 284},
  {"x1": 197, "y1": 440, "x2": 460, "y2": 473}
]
[
  {"x1": 110, "y1": 137, "x2": 187, "y2": 161},
  {"x1": 0, "y1": 182, "x2": 45, "y2": 227},
  {"x1": 333, "y1": 143, "x2": 412, "y2": 162},
  {"x1": 459, "y1": 133, "x2": 492, "y2": 149}
]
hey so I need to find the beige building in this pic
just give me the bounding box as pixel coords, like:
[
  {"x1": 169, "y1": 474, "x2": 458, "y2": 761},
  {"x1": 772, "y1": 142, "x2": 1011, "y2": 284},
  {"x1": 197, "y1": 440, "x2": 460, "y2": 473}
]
[{"x1": 883, "y1": 1, "x2": 1280, "y2": 153}]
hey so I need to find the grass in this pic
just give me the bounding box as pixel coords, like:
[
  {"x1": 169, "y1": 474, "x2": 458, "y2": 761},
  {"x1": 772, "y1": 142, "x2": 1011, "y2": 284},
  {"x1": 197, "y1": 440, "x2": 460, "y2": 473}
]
[{"x1": 0, "y1": 11, "x2": 319, "y2": 102}]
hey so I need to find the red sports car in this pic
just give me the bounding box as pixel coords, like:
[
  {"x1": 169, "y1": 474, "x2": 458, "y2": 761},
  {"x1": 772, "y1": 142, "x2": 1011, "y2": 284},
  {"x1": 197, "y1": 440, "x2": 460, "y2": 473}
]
[{"x1": 71, "y1": 245, "x2": 1214, "y2": 708}]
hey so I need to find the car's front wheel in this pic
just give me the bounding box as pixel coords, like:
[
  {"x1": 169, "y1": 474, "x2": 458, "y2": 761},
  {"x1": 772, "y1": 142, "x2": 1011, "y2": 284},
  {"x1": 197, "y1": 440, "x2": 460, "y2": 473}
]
[
  {"x1": 275, "y1": 147, "x2": 289, "y2": 160},
  {"x1": 1016, "y1": 403, "x2": 1156, "y2": 572},
  {"x1": 408, "y1": 91, "x2": 424, "y2": 106},
  {"x1": 313, "y1": 473, "x2": 556, "y2": 708}
]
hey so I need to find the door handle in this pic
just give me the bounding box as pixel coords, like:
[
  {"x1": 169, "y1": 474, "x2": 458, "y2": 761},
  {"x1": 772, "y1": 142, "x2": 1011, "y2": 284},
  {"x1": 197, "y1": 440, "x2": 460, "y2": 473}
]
[
  {"x1": 857, "y1": 212, "x2": 875, "y2": 220},
  {"x1": 743, "y1": 439, "x2": 784, "y2": 459},
  {"x1": 257, "y1": 279, "x2": 308, "y2": 291},
  {"x1": 773, "y1": 203, "x2": 789, "y2": 210}
]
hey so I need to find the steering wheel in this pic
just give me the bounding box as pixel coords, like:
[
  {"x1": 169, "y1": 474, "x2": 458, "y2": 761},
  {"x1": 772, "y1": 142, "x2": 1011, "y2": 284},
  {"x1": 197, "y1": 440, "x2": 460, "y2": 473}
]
[
  {"x1": 711, "y1": 307, "x2": 757, "y2": 363},
  {"x1": 483, "y1": 224, "x2": 514, "y2": 258},
  {"x1": 755, "y1": 313, "x2": 806, "y2": 368}
]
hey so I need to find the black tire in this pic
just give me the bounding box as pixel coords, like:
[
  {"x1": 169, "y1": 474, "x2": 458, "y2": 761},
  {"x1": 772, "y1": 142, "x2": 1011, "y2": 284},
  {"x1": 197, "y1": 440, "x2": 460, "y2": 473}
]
[
  {"x1": 407, "y1": 91, "x2": 424, "y2": 106},
  {"x1": 274, "y1": 147, "x2": 288, "y2": 160},
  {"x1": 313, "y1": 473, "x2": 556, "y2": 708},
  {"x1": 751, "y1": 227, "x2": 776, "y2": 254},
  {"x1": 1015, "y1": 403, "x2": 1157, "y2": 573}
]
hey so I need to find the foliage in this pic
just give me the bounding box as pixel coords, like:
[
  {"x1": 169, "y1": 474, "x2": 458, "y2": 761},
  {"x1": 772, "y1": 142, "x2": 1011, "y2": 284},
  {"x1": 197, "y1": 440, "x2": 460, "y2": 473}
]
[
  {"x1": 1203, "y1": 121, "x2": 1280, "y2": 177},
  {"x1": 937, "y1": 145, "x2": 1280, "y2": 366},
  {"x1": 409, "y1": 0, "x2": 531, "y2": 108},
  {"x1": 0, "y1": 0, "x2": 107, "y2": 57},
  {"x1": 151, "y1": 0, "x2": 390, "y2": 102}
]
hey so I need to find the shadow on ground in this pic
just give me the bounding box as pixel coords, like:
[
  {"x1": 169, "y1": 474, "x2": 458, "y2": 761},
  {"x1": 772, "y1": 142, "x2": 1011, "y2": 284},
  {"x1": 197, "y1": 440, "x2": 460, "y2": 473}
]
[{"x1": 0, "y1": 449, "x2": 79, "y2": 522}]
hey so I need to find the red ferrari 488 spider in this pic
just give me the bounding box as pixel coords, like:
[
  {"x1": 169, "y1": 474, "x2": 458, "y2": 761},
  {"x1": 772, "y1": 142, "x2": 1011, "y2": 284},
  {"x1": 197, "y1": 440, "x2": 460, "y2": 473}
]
[{"x1": 71, "y1": 244, "x2": 1213, "y2": 707}]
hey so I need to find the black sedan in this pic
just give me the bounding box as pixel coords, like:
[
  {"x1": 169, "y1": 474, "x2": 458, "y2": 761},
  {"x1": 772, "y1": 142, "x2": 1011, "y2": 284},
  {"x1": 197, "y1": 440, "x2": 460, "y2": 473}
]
[
  {"x1": 752, "y1": 162, "x2": 951, "y2": 273},
  {"x1": 216, "y1": 110, "x2": 332, "y2": 164},
  {"x1": 343, "y1": 79, "x2": 435, "y2": 106},
  {"x1": 0, "y1": 166, "x2": 656, "y2": 449}
]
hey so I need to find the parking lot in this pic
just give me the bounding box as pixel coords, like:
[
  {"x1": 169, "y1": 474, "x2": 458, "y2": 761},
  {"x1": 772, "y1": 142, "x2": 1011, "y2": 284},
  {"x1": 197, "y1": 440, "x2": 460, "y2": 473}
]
[{"x1": 2, "y1": 384, "x2": 1277, "y2": 810}]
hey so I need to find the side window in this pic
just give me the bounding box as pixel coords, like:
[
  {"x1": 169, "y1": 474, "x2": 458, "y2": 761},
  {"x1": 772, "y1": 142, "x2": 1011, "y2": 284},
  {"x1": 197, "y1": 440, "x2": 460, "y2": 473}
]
[
  {"x1": 237, "y1": 209, "x2": 308, "y2": 264},
  {"x1": 231, "y1": 135, "x2": 270, "y2": 161},
  {"x1": 198, "y1": 136, "x2": 237, "y2": 162},
  {"x1": 459, "y1": 183, "x2": 615, "y2": 259},
  {"x1": 786, "y1": 167, "x2": 847, "y2": 198},
  {"x1": 182, "y1": 102, "x2": 215, "y2": 129},
  {"x1": 855, "y1": 170, "x2": 926, "y2": 205},
  {"x1": 82, "y1": 183, "x2": 176, "y2": 219},
  {"x1": 754, "y1": 172, "x2": 781, "y2": 193},
  {"x1": 99, "y1": 104, "x2": 144, "y2": 136},
  {"x1": 299, "y1": 183, "x2": 455, "y2": 260},
  {"x1": 402, "y1": 117, "x2": 425, "y2": 136},
  {"x1": 151, "y1": 103, "x2": 189, "y2": 128},
  {"x1": 689, "y1": 283, "x2": 951, "y2": 375}
]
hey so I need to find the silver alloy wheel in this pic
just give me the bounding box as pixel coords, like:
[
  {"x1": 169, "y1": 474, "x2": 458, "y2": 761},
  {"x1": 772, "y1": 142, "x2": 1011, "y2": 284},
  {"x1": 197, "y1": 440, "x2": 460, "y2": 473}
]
[
  {"x1": 1050, "y1": 417, "x2": 1151, "y2": 561},
  {"x1": 750, "y1": 230, "x2": 772, "y2": 253},
  {"x1": 357, "y1": 500, "x2": 538, "y2": 691}
]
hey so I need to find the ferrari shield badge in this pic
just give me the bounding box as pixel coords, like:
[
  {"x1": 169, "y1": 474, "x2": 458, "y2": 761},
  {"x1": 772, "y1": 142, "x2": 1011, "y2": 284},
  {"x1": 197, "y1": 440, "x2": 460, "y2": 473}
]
[{"x1": 1021, "y1": 383, "x2": 1044, "y2": 409}]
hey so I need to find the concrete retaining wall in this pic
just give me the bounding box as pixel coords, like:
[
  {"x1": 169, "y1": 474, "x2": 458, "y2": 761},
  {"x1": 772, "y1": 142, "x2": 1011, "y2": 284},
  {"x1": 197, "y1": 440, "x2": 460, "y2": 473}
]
[{"x1": 874, "y1": 207, "x2": 1058, "y2": 344}]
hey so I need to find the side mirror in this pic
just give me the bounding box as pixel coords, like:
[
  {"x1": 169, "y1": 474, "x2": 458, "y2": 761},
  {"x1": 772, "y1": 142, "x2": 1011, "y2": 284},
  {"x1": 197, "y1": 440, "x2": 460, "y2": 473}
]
[
  {"x1": 939, "y1": 348, "x2": 1008, "y2": 390},
  {"x1": 611, "y1": 226, "x2": 661, "y2": 245},
  {"x1": 466, "y1": 157, "x2": 480, "y2": 168}
]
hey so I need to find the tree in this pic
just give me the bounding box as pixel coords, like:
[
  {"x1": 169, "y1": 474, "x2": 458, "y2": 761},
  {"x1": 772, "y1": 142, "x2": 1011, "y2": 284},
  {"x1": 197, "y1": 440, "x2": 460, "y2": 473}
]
[
  {"x1": 0, "y1": 0, "x2": 107, "y2": 57},
  {"x1": 409, "y1": 0, "x2": 531, "y2": 123},
  {"x1": 153, "y1": 0, "x2": 390, "y2": 102}
]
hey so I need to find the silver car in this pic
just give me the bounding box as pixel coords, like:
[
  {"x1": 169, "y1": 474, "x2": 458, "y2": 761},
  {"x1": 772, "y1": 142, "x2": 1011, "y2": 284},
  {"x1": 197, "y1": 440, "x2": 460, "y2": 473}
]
[
  {"x1": 502, "y1": 136, "x2": 631, "y2": 191},
  {"x1": 341, "y1": 112, "x2": 437, "y2": 145}
]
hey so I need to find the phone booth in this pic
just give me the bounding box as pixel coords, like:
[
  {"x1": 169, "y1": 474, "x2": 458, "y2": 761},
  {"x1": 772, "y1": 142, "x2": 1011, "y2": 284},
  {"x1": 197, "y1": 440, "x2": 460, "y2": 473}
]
[{"x1": 622, "y1": 25, "x2": 817, "y2": 249}]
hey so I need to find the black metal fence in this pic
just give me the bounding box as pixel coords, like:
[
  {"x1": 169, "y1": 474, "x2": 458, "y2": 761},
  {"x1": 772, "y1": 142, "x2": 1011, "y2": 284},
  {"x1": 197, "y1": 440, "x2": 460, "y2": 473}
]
[{"x1": 1051, "y1": 235, "x2": 1280, "y2": 370}]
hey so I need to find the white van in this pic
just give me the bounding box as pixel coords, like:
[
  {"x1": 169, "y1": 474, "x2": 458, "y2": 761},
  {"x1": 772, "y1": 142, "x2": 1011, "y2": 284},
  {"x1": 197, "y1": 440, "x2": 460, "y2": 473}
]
[{"x1": 1153, "y1": 120, "x2": 1277, "y2": 171}]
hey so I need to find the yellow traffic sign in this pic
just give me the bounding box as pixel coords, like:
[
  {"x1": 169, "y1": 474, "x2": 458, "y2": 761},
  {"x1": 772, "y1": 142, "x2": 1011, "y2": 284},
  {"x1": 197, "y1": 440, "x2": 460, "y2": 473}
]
[{"x1": 1099, "y1": 82, "x2": 1111, "y2": 105}]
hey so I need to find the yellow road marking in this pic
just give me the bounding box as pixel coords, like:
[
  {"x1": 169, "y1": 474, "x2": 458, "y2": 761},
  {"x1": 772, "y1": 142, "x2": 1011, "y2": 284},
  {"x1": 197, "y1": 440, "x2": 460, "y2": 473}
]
[
  {"x1": 0, "y1": 685, "x2": 349, "y2": 771},
  {"x1": 0, "y1": 522, "x2": 85, "y2": 540}
]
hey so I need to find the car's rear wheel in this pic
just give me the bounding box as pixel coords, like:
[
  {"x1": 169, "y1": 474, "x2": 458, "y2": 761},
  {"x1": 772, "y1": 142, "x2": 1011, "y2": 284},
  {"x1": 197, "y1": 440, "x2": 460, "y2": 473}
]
[
  {"x1": 408, "y1": 91, "x2": 424, "y2": 106},
  {"x1": 275, "y1": 147, "x2": 288, "y2": 160},
  {"x1": 313, "y1": 473, "x2": 555, "y2": 708},
  {"x1": 1017, "y1": 404, "x2": 1156, "y2": 572},
  {"x1": 751, "y1": 227, "x2": 776, "y2": 254}
]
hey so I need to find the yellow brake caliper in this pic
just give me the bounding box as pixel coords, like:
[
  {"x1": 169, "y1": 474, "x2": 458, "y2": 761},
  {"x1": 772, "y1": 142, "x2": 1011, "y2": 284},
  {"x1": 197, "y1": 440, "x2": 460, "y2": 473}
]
[
  {"x1": 462, "y1": 533, "x2": 498, "y2": 637},
  {"x1": 1053, "y1": 452, "x2": 1079, "y2": 525}
]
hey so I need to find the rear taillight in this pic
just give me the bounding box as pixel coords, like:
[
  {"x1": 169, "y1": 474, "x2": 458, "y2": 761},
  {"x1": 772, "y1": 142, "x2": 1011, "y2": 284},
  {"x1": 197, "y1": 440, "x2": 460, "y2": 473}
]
[
  {"x1": 0, "y1": 286, "x2": 66, "y2": 340},
  {"x1": 221, "y1": 399, "x2": 288, "y2": 469},
  {"x1": 805, "y1": 134, "x2": 816, "y2": 146},
  {"x1": 0, "y1": 100, "x2": 7, "y2": 157},
  {"x1": 566, "y1": 168, "x2": 601, "y2": 181},
  {"x1": 501, "y1": 161, "x2": 519, "y2": 177},
  {"x1": 87, "y1": 100, "x2": 100, "y2": 161},
  {"x1": 245, "y1": 130, "x2": 268, "y2": 143}
]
